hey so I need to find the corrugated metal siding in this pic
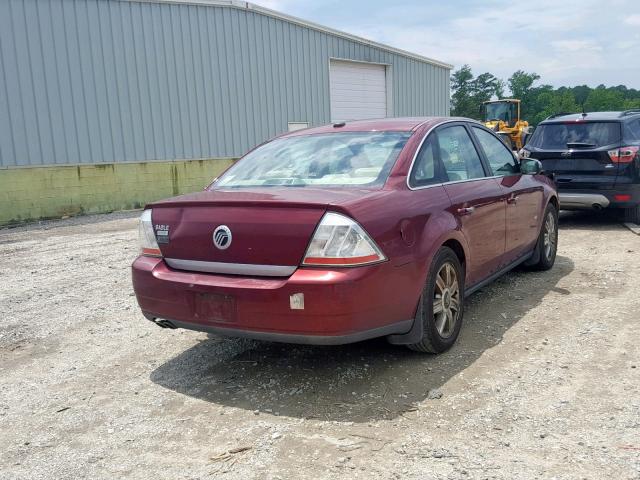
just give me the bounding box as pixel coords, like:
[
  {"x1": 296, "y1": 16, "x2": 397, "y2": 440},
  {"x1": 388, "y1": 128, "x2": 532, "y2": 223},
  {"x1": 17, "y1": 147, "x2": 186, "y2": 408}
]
[{"x1": 0, "y1": 0, "x2": 451, "y2": 168}]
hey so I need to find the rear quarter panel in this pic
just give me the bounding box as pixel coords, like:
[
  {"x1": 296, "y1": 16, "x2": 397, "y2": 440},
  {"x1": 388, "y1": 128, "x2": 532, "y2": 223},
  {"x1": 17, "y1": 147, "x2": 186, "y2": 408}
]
[
  {"x1": 332, "y1": 185, "x2": 466, "y2": 319},
  {"x1": 536, "y1": 173, "x2": 559, "y2": 212}
]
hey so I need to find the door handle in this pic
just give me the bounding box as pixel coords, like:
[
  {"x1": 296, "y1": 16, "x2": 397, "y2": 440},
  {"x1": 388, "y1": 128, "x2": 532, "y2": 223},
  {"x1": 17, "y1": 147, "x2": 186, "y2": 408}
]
[
  {"x1": 457, "y1": 206, "x2": 475, "y2": 215},
  {"x1": 507, "y1": 195, "x2": 519, "y2": 205}
]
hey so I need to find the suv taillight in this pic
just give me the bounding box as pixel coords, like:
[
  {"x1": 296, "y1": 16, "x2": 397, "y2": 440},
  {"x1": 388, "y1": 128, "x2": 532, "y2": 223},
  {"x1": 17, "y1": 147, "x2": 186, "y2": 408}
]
[{"x1": 608, "y1": 146, "x2": 639, "y2": 163}]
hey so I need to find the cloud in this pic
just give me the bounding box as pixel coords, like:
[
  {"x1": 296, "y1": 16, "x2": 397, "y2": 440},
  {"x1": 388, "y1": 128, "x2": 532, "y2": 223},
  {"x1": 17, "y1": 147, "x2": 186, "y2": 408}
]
[
  {"x1": 253, "y1": 0, "x2": 640, "y2": 88},
  {"x1": 252, "y1": 0, "x2": 300, "y2": 12},
  {"x1": 253, "y1": 0, "x2": 280, "y2": 8},
  {"x1": 550, "y1": 40, "x2": 603, "y2": 53},
  {"x1": 625, "y1": 14, "x2": 640, "y2": 26}
]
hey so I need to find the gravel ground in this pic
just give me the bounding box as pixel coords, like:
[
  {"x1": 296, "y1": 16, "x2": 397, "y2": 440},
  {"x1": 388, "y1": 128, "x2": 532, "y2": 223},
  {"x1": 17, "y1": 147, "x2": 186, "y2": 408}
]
[{"x1": 1, "y1": 211, "x2": 639, "y2": 480}]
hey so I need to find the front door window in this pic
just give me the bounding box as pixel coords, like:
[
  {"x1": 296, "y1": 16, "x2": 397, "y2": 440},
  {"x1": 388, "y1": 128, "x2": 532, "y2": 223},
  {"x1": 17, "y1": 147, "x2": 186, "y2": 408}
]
[
  {"x1": 436, "y1": 126, "x2": 487, "y2": 181},
  {"x1": 472, "y1": 127, "x2": 519, "y2": 176}
]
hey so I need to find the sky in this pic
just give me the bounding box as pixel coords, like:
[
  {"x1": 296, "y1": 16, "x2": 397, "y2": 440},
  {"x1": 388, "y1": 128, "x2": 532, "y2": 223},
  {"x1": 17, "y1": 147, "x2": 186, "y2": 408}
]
[{"x1": 256, "y1": 0, "x2": 640, "y2": 90}]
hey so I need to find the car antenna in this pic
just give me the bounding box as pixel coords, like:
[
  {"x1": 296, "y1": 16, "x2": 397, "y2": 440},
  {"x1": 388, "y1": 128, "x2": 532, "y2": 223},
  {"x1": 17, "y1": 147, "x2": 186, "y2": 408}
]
[
  {"x1": 581, "y1": 103, "x2": 587, "y2": 118},
  {"x1": 333, "y1": 121, "x2": 346, "y2": 128}
]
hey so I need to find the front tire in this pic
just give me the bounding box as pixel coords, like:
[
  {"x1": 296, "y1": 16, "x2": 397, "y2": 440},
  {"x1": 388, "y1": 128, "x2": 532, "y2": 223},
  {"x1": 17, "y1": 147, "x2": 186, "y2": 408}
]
[{"x1": 407, "y1": 247, "x2": 464, "y2": 353}]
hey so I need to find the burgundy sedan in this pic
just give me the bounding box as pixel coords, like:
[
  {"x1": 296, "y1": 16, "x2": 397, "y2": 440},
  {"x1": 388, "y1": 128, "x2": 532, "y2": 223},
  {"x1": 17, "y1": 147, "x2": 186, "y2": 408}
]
[{"x1": 132, "y1": 117, "x2": 558, "y2": 353}]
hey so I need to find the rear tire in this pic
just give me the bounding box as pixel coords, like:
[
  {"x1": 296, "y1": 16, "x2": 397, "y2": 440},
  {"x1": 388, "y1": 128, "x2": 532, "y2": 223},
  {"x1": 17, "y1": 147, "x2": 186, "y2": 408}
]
[
  {"x1": 624, "y1": 204, "x2": 640, "y2": 224},
  {"x1": 407, "y1": 247, "x2": 464, "y2": 354},
  {"x1": 527, "y1": 204, "x2": 558, "y2": 271}
]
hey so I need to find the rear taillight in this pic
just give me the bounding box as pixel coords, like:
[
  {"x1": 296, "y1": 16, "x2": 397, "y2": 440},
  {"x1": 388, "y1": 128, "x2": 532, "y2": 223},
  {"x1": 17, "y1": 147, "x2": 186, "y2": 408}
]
[
  {"x1": 302, "y1": 212, "x2": 386, "y2": 267},
  {"x1": 608, "y1": 146, "x2": 639, "y2": 163},
  {"x1": 614, "y1": 194, "x2": 632, "y2": 202},
  {"x1": 138, "y1": 209, "x2": 162, "y2": 257}
]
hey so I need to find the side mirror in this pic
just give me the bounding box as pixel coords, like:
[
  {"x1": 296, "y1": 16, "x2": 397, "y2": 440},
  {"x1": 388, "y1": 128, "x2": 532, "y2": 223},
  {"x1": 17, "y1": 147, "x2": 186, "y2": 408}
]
[{"x1": 520, "y1": 158, "x2": 543, "y2": 175}]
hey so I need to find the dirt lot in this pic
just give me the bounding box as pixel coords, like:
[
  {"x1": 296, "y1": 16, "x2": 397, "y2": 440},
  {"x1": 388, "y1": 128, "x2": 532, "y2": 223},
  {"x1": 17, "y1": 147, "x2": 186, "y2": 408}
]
[{"x1": 1, "y1": 211, "x2": 639, "y2": 480}]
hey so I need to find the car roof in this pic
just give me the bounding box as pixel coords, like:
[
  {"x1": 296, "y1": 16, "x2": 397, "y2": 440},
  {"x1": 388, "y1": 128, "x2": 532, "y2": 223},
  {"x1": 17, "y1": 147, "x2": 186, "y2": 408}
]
[
  {"x1": 280, "y1": 116, "x2": 473, "y2": 137},
  {"x1": 542, "y1": 111, "x2": 640, "y2": 123}
]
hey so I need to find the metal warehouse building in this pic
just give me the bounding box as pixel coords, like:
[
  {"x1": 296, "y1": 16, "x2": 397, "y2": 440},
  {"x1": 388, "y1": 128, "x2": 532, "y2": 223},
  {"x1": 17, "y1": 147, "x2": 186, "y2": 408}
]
[{"x1": 0, "y1": 0, "x2": 452, "y2": 225}]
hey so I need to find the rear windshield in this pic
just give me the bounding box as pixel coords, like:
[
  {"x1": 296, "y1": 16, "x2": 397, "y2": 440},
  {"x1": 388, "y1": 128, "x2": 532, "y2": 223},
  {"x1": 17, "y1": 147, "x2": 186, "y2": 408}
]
[
  {"x1": 528, "y1": 122, "x2": 621, "y2": 149},
  {"x1": 214, "y1": 131, "x2": 411, "y2": 189}
]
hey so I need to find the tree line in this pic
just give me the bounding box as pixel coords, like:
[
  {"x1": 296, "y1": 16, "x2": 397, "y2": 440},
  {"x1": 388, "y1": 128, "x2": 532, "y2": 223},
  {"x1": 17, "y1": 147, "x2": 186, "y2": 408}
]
[{"x1": 451, "y1": 65, "x2": 640, "y2": 126}]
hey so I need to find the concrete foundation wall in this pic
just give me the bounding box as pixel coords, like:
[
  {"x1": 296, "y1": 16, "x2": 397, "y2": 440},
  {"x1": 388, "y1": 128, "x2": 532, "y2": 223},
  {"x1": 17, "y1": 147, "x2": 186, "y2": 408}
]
[{"x1": 0, "y1": 158, "x2": 234, "y2": 226}]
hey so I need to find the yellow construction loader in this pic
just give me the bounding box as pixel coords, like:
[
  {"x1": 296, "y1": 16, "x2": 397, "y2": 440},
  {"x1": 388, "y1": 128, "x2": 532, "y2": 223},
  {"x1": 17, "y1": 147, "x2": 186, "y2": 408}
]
[{"x1": 481, "y1": 99, "x2": 532, "y2": 150}]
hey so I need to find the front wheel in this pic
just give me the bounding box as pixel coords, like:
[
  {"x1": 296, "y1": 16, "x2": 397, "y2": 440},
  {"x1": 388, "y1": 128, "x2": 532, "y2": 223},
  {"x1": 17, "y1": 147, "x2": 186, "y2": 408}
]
[
  {"x1": 407, "y1": 247, "x2": 464, "y2": 353},
  {"x1": 527, "y1": 204, "x2": 558, "y2": 271}
]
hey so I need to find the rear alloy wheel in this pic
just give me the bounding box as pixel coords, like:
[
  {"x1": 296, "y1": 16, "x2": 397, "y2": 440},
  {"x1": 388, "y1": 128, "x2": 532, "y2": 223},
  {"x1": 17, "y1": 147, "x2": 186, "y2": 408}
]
[
  {"x1": 527, "y1": 204, "x2": 558, "y2": 271},
  {"x1": 407, "y1": 247, "x2": 464, "y2": 353}
]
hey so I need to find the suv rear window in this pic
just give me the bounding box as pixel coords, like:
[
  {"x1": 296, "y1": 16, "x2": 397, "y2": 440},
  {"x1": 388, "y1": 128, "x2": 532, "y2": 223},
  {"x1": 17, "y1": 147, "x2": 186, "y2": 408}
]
[
  {"x1": 528, "y1": 122, "x2": 621, "y2": 149},
  {"x1": 624, "y1": 119, "x2": 640, "y2": 141}
]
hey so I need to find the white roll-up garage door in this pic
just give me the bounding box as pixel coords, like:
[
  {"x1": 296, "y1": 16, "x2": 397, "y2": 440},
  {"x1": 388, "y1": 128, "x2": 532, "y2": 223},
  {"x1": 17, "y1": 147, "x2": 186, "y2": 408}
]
[{"x1": 329, "y1": 60, "x2": 387, "y2": 122}]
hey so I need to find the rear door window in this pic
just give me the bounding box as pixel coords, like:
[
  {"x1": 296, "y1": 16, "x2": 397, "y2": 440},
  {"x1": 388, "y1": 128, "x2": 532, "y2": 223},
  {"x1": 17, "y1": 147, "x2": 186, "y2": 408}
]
[
  {"x1": 528, "y1": 122, "x2": 621, "y2": 149},
  {"x1": 436, "y1": 126, "x2": 486, "y2": 181},
  {"x1": 472, "y1": 127, "x2": 519, "y2": 176}
]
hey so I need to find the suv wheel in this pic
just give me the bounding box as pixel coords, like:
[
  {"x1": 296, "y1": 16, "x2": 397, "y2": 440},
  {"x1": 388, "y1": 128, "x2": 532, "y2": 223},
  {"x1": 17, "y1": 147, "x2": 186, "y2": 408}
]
[
  {"x1": 624, "y1": 205, "x2": 640, "y2": 224},
  {"x1": 407, "y1": 247, "x2": 464, "y2": 353},
  {"x1": 527, "y1": 204, "x2": 558, "y2": 271}
]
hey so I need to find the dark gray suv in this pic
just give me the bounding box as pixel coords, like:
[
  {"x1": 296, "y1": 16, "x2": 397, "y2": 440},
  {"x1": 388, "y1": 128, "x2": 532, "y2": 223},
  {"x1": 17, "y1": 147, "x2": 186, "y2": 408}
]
[{"x1": 519, "y1": 110, "x2": 640, "y2": 223}]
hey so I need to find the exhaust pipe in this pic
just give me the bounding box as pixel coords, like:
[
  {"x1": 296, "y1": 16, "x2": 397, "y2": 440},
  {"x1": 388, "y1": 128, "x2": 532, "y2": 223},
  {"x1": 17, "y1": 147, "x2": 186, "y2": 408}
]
[
  {"x1": 142, "y1": 312, "x2": 177, "y2": 329},
  {"x1": 146, "y1": 316, "x2": 177, "y2": 329},
  {"x1": 592, "y1": 203, "x2": 603, "y2": 211},
  {"x1": 155, "y1": 319, "x2": 177, "y2": 329}
]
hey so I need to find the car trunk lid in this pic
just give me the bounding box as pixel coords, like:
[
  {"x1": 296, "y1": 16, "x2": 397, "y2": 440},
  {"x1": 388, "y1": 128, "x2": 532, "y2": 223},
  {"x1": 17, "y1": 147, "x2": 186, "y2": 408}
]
[{"x1": 148, "y1": 188, "x2": 377, "y2": 273}]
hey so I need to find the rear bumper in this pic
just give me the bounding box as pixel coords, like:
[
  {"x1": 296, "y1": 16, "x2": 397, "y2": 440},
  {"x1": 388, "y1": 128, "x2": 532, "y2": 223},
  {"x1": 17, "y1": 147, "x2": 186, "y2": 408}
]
[
  {"x1": 559, "y1": 192, "x2": 610, "y2": 210},
  {"x1": 131, "y1": 256, "x2": 420, "y2": 344},
  {"x1": 558, "y1": 184, "x2": 640, "y2": 210},
  {"x1": 146, "y1": 317, "x2": 413, "y2": 345}
]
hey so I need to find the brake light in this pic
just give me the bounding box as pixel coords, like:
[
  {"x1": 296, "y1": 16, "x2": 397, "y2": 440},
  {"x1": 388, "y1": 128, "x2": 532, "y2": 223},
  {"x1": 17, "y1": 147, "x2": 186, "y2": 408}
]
[
  {"x1": 302, "y1": 212, "x2": 386, "y2": 267},
  {"x1": 614, "y1": 194, "x2": 632, "y2": 202},
  {"x1": 608, "y1": 146, "x2": 639, "y2": 163}
]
